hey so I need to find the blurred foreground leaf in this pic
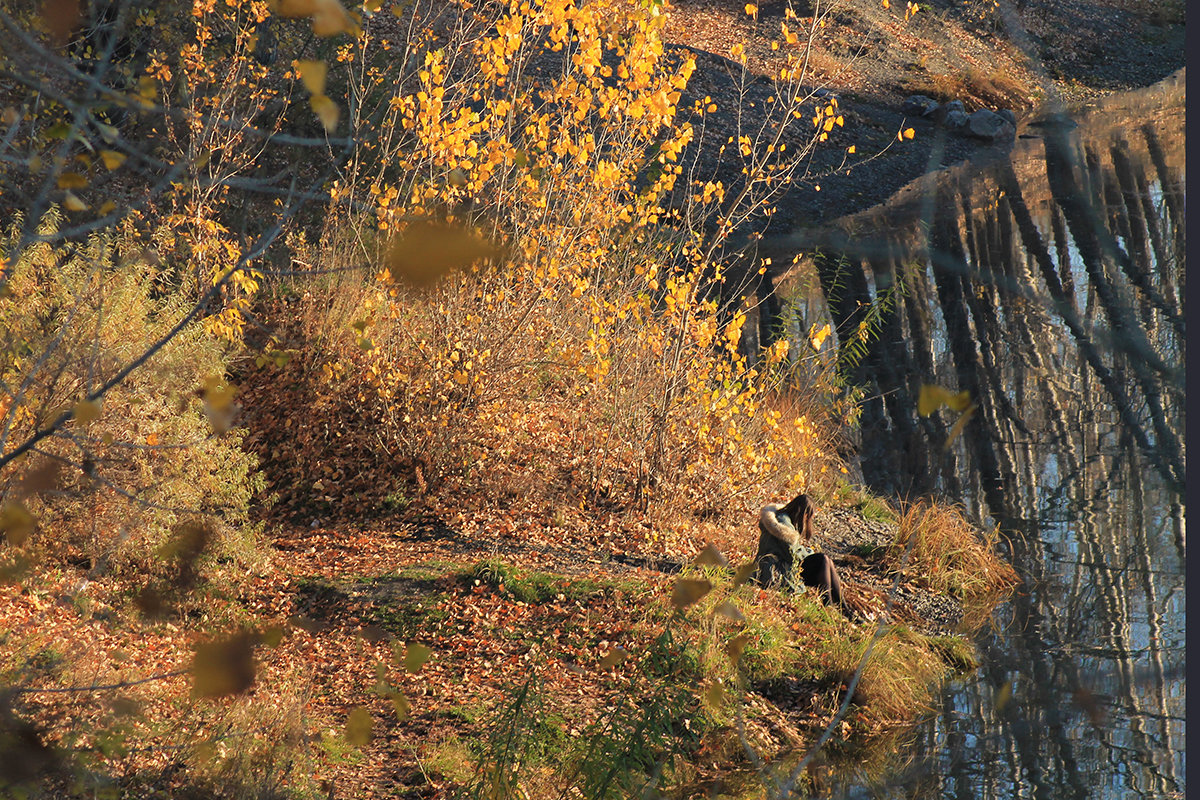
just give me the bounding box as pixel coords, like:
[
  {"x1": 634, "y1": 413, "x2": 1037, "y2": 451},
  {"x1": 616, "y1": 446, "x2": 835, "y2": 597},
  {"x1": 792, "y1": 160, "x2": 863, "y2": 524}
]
[
  {"x1": 276, "y1": 0, "x2": 358, "y2": 37},
  {"x1": 691, "y1": 544, "x2": 728, "y2": 568},
  {"x1": 39, "y1": 0, "x2": 81, "y2": 46},
  {"x1": 0, "y1": 503, "x2": 35, "y2": 546},
  {"x1": 598, "y1": 646, "x2": 628, "y2": 669},
  {"x1": 200, "y1": 375, "x2": 237, "y2": 434},
  {"x1": 671, "y1": 578, "x2": 712, "y2": 610},
  {"x1": 944, "y1": 404, "x2": 978, "y2": 450},
  {"x1": 389, "y1": 691, "x2": 411, "y2": 722},
  {"x1": 725, "y1": 633, "x2": 750, "y2": 666},
  {"x1": 402, "y1": 643, "x2": 432, "y2": 673},
  {"x1": 344, "y1": 706, "x2": 373, "y2": 746},
  {"x1": 192, "y1": 633, "x2": 257, "y2": 698},
  {"x1": 19, "y1": 463, "x2": 60, "y2": 497},
  {"x1": 386, "y1": 221, "x2": 503, "y2": 289},
  {"x1": 310, "y1": 94, "x2": 339, "y2": 132},
  {"x1": 712, "y1": 600, "x2": 745, "y2": 623},
  {"x1": 917, "y1": 384, "x2": 971, "y2": 416},
  {"x1": 297, "y1": 60, "x2": 328, "y2": 94},
  {"x1": 732, "y1": 561, "x2": 756, "y2": 587}
]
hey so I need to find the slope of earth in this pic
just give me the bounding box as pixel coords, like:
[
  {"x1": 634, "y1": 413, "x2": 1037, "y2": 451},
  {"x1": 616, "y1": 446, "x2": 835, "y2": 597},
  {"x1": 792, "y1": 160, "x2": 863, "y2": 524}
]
[{"x1": 660, "y1": 0, "x2": 1185, "y2": 230}]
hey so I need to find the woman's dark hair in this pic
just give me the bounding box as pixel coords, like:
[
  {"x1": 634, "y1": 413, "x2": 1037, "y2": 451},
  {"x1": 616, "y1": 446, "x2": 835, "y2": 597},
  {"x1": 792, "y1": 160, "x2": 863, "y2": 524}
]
[{"x1": 780, "y1": 493, "x2": 815, "y2": 541}]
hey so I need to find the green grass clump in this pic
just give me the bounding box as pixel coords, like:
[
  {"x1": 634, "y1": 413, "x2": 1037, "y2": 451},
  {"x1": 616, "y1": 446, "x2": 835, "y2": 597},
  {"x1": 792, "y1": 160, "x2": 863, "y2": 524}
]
[
  {"x1": 927, "y1": 634, "x2": 980, "y2": 673},
  {"x1": 373, "y1": 594, "x2": 453, "y2": 640},
  {"x1": 665, "y1": 563, "x2": 982, "y2": 735},
  {"x1": 460, "y1": 632, "x2": 703, "y2": 800},
  {"x1": 825, "y1": 479, "x2": 900, "y2": 524},
  {"x1": 465, "y1": 559, "x2": 637, "y2": 605}
]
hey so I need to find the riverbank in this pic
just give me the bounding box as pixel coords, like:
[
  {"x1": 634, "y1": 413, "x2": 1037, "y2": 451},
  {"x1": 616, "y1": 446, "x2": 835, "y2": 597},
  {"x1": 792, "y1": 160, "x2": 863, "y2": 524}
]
[
  {"x1": 1, "y1": 285, "x2": 1017, "y2": 799},
  {"x1": 1, "y1": 474, "x2": 1016, "y2": 798}
]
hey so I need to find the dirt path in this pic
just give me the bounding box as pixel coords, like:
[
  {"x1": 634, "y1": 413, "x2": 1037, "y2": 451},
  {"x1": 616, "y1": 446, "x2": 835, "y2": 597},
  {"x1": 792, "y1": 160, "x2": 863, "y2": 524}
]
[{"x1": 271, "y1": 492, "x2": 965, "y2": 643}]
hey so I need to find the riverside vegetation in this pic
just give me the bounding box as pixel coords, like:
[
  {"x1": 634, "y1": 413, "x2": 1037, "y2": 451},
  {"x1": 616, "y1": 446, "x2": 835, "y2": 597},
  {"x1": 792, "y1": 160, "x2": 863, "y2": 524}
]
[{"x1": 0, "y1": 0, "x2": 1024, "y2": 797}]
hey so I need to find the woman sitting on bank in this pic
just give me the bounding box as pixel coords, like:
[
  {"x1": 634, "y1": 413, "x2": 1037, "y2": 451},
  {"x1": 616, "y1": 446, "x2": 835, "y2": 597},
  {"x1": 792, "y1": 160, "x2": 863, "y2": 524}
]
[{"x1": 752, "y1": 493, "x2": 846, "y2": 612}]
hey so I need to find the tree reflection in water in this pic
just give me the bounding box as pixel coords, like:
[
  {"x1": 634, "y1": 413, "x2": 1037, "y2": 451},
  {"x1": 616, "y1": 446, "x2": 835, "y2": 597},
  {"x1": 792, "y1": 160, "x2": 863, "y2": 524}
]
[{"x1": 752, "y1": 71, "x2": 1184, "y2": 799}]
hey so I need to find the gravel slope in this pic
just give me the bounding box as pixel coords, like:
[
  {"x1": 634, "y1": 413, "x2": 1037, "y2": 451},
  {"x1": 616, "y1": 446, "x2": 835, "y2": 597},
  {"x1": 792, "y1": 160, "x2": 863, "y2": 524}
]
[{"x1": 660, "y1": 0, "x2": 1184, "y2": 228}]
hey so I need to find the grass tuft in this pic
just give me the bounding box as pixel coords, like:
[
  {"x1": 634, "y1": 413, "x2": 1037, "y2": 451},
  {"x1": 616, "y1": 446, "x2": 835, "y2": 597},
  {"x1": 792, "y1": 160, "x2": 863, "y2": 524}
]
[{"x1": 885, "y1": 500, "x2": 1019, "y2": 617}]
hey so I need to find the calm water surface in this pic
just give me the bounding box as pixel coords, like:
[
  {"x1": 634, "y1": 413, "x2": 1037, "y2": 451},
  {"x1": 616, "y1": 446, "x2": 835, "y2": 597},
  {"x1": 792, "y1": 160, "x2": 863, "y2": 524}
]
[{"x1": 779, "y1": 72, "x2": 1184, "y2": 799}]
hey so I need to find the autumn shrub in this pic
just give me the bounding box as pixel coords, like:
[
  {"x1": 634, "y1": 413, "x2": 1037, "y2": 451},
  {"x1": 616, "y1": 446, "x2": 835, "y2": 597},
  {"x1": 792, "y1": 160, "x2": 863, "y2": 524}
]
[
  {"x1": 0, "y1": 209, "x2": 265, "y2": 593},
  {"x1": 244, "y1": 0, "x2": 858, "y2": 541}
]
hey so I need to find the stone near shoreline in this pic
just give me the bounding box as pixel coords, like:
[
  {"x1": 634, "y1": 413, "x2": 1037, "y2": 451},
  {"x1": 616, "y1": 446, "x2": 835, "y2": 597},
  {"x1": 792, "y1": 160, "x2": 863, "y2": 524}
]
[
  {"x1": 943, "y1": 109, "x2": 970, "y2": 130},
  {"x1": 966, "y1": 108, "x2": 1016, "y2": 140},
  {"x1": 901, "y1": 94, "x2": 1016, "y2": 141}
]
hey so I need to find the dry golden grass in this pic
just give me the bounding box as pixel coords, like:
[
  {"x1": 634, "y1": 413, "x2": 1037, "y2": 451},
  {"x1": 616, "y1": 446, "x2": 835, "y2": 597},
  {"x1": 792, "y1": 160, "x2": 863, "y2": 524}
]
[
  {"x1": 902, "y1": 68, "x2": 1032, "y2": 111},
  {"x1": 885, "y1": 499, "x2": 1019, "y2": 614}
]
